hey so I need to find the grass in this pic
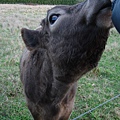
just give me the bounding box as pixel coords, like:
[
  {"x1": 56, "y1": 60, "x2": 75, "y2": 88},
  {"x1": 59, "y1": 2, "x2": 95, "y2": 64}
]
[
  {"x1": 0, "y1": 0, "x2": 79, "y2": 5},
  {"x1": 0, "y1": 4, "x2": 120, "y2": 120}
]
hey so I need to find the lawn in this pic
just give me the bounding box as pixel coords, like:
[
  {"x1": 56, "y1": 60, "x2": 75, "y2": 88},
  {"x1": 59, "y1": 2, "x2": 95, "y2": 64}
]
[{"x1": 0, "y1": 4, "x2": 120, "y2": 120}]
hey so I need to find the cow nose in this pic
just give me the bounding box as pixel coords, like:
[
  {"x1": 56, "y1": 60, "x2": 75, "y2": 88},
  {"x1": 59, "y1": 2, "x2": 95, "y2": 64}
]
[
  {"x1": 82, "y1": 0, "x2": 111, "y2": 24},
  {"x1": 86, "y1": 0, "x2": 111, "y2": 11},
  {"x1": 74, "y1": 0, "x2": 111, "y2": 12}
]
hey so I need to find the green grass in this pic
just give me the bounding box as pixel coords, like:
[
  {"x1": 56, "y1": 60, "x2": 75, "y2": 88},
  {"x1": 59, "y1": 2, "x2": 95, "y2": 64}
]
[
  {"x1": 0, "y1": 4, "x2": 120, "y2": 120},
  {"x1": 0, "y1": 0, "x2": 79, "y2": 5}
]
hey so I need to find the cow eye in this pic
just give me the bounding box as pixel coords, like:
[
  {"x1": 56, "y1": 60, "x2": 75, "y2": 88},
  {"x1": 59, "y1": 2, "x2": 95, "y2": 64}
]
[{"x1": 49, "y1": 14, "x2": 60, "y2": 25}]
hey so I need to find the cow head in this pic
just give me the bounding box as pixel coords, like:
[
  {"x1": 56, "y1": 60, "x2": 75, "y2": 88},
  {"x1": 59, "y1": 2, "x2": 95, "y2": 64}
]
[{"x1": 21, "y1": 0, "x2": 112, "y2": 51}]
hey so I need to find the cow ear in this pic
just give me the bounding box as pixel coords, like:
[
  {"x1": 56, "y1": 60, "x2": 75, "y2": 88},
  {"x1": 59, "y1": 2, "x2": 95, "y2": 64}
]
[{"x1": 21, "y1": 28, "x2": 39, "y2": 51}]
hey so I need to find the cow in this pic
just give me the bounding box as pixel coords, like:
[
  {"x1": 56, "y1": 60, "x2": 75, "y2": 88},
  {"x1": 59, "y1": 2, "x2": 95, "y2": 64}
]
[{"x1": 20, "y1": 0, "x2": 112, "y2": 120}]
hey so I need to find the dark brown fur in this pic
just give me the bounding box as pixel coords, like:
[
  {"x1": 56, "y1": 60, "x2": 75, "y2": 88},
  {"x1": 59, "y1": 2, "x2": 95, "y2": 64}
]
[{"x1": 20, "y1": 0, "x2": 112, "y2": 120}]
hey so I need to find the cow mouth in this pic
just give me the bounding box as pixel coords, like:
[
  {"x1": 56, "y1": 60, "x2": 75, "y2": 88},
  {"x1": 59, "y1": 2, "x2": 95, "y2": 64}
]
[{"x1": 99, "y1": 2, "x2": 111, "y2": 11}]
